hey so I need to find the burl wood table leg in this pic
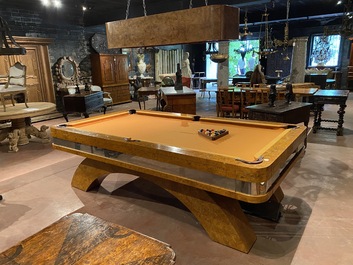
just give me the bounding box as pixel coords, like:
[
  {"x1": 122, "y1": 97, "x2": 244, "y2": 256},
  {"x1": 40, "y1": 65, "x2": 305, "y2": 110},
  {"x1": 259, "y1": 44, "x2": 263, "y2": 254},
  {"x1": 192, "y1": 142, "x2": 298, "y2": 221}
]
[
  {"x1": 154, "y1": 178, "x2": 257, "y2": 253},
  {"x1": 71, "y1": 158, "x2": 110, "y2": 191},
  {"x1": 71, "y1": 158, "x2": 257, "y2": 253}
]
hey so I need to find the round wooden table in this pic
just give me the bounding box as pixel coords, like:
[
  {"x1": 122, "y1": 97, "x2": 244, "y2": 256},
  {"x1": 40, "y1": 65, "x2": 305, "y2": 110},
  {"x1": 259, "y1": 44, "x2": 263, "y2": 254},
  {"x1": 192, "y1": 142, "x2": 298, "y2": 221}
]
[{"x1": 0, "y1": 102, "x2": 56, "y2": 152}]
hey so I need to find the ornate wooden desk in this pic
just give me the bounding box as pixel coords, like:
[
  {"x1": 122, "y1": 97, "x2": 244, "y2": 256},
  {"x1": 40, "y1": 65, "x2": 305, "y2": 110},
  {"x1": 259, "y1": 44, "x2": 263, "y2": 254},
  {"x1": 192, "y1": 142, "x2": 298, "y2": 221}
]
[
  {"x1": 312, "y1": 89, "x2": 350, "y2": 136},
  {"x1": 247, "y1": 100, "x2": 312, "y2": 126},
  {"x1": 247, "y1": 100, "x2": 312, "y2": 147},
  {"x1": 63, "y1": 91, "x2": 106, "y2": 122}
]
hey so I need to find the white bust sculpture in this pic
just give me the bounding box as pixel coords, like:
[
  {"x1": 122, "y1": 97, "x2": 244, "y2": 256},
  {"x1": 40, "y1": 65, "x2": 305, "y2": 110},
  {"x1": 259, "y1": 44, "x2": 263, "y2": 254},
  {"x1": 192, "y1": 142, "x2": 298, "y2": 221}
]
[
  {"x1": 181, "y1": 52, "x2": 192, "y2": 78},
  {"x1": 137, "y1": 53, "x2": 146, "y2": 77}
]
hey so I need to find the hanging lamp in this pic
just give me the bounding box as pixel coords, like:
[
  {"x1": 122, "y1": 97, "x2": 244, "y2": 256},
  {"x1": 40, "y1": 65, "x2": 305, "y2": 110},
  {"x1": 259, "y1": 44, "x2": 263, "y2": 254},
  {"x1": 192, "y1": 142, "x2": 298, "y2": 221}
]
[
  {"x1": 195, "y1": 0, "x2": 228, "y2": 63},
  {"x1": 106, "y1": 1, "x2": 239, "y2": 49},
  {"x1": 239, "y1": 9, "x2": 253, "y2": 40},
  {"x1": 274, "y1": 0, "x2": 293, "y2": 60},
  {"x1": 0, "y1": 16, "x2": 26, "y2": 55},
  {"x1": 256, "y1": 5, "x2": 276, "y2": 58}
]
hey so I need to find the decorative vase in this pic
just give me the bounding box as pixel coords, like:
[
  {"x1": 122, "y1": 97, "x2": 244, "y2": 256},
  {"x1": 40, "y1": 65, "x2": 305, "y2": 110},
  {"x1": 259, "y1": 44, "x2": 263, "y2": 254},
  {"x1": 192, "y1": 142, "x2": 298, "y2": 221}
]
[{"x1": 137, "y1": 54, "x2": 146, "y2": 77}]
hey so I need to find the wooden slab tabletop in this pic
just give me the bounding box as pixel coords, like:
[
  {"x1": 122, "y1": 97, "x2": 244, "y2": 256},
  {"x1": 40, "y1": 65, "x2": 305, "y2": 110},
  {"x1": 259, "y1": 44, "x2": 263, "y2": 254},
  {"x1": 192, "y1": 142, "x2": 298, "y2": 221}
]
[{"x1": 0, "y1": 213, "x2": 175, "y2": 264}]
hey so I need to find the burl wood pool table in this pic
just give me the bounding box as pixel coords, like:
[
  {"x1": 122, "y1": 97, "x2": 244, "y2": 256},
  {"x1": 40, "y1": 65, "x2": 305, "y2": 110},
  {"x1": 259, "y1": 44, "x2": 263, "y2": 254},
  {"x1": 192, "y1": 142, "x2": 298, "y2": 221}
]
[{"x1": 51, "y1": 110, "x2": 306, "y2": 253}]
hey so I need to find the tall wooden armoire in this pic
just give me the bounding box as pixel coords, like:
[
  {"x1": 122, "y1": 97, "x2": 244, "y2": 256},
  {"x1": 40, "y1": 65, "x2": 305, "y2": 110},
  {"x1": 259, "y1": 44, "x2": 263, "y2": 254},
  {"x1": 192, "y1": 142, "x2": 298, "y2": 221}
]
[
  {"x1": 0, "y1": 37, "x2": 55, "y2": 103},
  {"x1": 91, "y1": 54, "x2": 131, "y2": 105}
]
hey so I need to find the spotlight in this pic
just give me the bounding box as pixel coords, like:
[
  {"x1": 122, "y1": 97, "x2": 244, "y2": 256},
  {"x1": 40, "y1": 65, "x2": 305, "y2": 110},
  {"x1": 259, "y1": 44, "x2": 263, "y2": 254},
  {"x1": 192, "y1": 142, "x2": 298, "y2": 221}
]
[
  {"x1": 40, "y1": 0, "x2": 62, "y2": 8},
  {"x1": 53, "y1": 0, "x2": 62, "y2": 8},
  {"x1": 40, "y1": 0, "x2": 50, "y2": 6}
]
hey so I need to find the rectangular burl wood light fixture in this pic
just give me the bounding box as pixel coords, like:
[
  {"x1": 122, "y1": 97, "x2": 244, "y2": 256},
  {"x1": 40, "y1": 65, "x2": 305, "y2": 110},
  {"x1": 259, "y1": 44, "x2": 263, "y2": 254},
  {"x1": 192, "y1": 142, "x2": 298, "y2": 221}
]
[{"x1": 106, "y1": 5, "x2": 239, "y2": 49}]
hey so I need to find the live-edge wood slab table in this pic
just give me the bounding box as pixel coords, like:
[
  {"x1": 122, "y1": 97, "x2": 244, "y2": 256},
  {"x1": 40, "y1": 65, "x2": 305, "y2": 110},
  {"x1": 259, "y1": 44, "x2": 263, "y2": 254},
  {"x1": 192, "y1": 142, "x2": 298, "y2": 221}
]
[
  {"x1": 0, "y1": 213, "x2": 175, "y2": 264},
  {"x1": 50, "y1": 110, "x2": 307, "y2": 253}
]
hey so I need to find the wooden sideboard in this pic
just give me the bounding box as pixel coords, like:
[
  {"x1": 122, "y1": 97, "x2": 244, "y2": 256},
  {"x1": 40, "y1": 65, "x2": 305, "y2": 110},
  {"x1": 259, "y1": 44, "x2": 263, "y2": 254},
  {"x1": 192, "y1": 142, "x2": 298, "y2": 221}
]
[
  {"x1": 0, "y1": 37, "x2": 55, "y2": 103},
  {"x1": 91, "y1": 54, "x2": 131, "y2": 105}
]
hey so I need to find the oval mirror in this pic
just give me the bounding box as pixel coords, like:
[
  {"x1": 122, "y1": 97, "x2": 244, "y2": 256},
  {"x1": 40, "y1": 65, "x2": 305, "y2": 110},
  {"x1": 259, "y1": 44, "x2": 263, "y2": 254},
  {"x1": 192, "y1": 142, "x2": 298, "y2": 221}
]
[
  {"x1": 62, "y1": 61, "x2": 75, "y2": 79},
  {"x1": 55, "y1": 56, "x2": 80, "y2": 88}
]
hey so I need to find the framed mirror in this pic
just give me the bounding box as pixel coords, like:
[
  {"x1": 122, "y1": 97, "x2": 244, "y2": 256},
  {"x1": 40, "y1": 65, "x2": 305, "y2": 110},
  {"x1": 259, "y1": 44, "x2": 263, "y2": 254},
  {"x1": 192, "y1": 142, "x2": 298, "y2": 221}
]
[
  {"x1": 62, "y1": 60, "x2": 75, "y2": 79},
  {"x1": 54, "y1": 56, "x2": 80, "y2": 89}
]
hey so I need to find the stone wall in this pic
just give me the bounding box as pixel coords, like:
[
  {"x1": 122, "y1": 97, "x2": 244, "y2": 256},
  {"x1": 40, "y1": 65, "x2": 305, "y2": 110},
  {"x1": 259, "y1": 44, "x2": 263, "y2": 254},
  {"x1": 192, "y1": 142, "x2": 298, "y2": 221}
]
[{"x1": 0, "y1": 7, "x2": 99, "y2": 66}]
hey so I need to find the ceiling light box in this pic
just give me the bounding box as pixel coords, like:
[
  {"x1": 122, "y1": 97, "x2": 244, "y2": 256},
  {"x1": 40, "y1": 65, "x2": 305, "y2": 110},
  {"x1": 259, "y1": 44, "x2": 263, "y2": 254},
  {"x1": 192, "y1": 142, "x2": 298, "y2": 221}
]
[{"x1": 106, "y1": 5, "x2": 239, "y2": 49}]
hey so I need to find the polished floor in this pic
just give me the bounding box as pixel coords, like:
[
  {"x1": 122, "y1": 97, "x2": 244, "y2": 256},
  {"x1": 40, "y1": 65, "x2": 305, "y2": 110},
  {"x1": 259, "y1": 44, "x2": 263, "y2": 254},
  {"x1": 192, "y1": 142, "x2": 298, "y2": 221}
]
[{"x1": 1, "y1": 89, "x2": 353, "y2": 265}]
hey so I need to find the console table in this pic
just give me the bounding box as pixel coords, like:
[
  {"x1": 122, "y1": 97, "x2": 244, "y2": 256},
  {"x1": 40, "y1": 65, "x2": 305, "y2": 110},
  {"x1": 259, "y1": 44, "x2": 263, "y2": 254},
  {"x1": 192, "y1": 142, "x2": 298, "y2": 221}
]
[
  {"x1": 63, "y1": 91, "x2": 106, "y2": 122},
  {"x1": 312, "y1": 89, "x2": 350, "y2": 136}
]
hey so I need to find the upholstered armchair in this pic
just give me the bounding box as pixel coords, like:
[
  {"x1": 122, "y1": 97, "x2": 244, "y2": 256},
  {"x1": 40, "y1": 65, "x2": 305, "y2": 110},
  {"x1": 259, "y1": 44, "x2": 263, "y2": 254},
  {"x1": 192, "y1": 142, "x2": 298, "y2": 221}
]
[
  {"x1": 0, "y1": 62, "x2": 28, "y2": 112},
  {"x1": 90, "y1": 85, "x2": 113, "y2": 109}
]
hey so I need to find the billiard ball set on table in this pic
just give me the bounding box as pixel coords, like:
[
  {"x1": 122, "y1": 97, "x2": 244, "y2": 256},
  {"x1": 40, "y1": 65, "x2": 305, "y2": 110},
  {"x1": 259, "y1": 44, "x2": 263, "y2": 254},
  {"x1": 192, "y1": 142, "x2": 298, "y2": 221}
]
[{"x1": 198, "y1": 128, "x2": 229, "y2": 140}]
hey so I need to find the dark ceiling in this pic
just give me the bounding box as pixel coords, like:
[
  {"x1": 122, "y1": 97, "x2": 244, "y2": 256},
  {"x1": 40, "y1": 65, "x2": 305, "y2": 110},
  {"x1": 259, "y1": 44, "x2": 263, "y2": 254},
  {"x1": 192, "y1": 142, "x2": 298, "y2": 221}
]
[{"x1": 1, "y1": 0, "x2": 347, "y2": 32}]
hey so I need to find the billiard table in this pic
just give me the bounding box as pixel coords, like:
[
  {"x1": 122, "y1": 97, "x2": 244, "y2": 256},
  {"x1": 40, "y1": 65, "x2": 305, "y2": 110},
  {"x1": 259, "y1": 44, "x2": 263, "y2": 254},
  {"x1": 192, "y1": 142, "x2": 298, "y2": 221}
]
[{"x1": 51, "y1": 110, "x2": 306, "y2": 253}]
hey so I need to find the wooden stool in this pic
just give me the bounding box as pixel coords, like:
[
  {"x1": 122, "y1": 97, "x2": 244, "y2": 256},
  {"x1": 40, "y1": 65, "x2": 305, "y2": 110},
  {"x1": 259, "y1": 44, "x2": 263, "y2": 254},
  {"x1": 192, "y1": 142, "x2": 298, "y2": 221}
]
[{"x1": 0, "y1": 213, "x2": 175, "y2": 264}]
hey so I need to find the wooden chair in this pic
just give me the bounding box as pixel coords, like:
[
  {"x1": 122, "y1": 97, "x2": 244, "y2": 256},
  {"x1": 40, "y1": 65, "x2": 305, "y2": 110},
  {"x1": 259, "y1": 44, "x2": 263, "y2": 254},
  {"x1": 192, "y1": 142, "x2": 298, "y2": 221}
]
[
  {"x1": 277, "y1": 90, "x2": 286, "y2": 100},
  {"x1": 241, "y1": 89, "x2": 258, "y2": 119},
  {"x1": 251, "y1": 84, "x2": 269, "y2": 104},
  {"x1": 0, "y1": 62, "x2": 28, "y2": 112},
  {"x1": 217, "y1": 87, "x2": 240, "y2": 118},
  {"x1": 260, "y1": 88, "x2": 269, "y2": 103},
  {"x1": 252, "y1": 84, "x2": 266, "y2": 104}
]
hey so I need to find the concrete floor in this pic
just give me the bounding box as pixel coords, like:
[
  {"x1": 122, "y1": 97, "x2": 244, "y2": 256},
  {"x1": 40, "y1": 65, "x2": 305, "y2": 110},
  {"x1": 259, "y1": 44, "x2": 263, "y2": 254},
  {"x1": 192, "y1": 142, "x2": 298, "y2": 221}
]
[{"x1": 1, "y1": 89, "x2": 353, "y2": 265}]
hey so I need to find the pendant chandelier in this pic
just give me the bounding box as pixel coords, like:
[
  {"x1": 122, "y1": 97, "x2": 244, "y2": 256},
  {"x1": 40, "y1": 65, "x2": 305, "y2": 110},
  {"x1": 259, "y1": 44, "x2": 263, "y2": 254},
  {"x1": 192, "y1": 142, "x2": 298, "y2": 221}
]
[
  {"x1": 204, "y1": 42, "x2": 228, "y2": 63},
  {"x1": 274, "y1": 0, "x2": 293, "y2": 60},
  {"x1": 337, "y1": 0, "x2": 353, "y2": 38},
  {"x1": 324, "y1": 0, "x2": 353, "y2": 38},
  {"x1": 239, "y1": 10, "x2": 253, "y2": 40},
  {"x1": 195, "y1": 0, "x2": 228, "y2": 64},
  {"x1": 256, "y1": 5, "x2": 277, "y2": 58}
]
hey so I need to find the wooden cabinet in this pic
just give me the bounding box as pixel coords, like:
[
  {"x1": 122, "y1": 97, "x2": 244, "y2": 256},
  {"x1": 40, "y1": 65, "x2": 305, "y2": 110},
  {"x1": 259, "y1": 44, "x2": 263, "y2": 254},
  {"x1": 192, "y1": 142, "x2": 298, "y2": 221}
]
[
  {"x1": 91, "y1": 54, "x2": 131, "y2": 104},
  {"x1": 0, "y1": 37, "x2": 54, "y2": 103}
]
